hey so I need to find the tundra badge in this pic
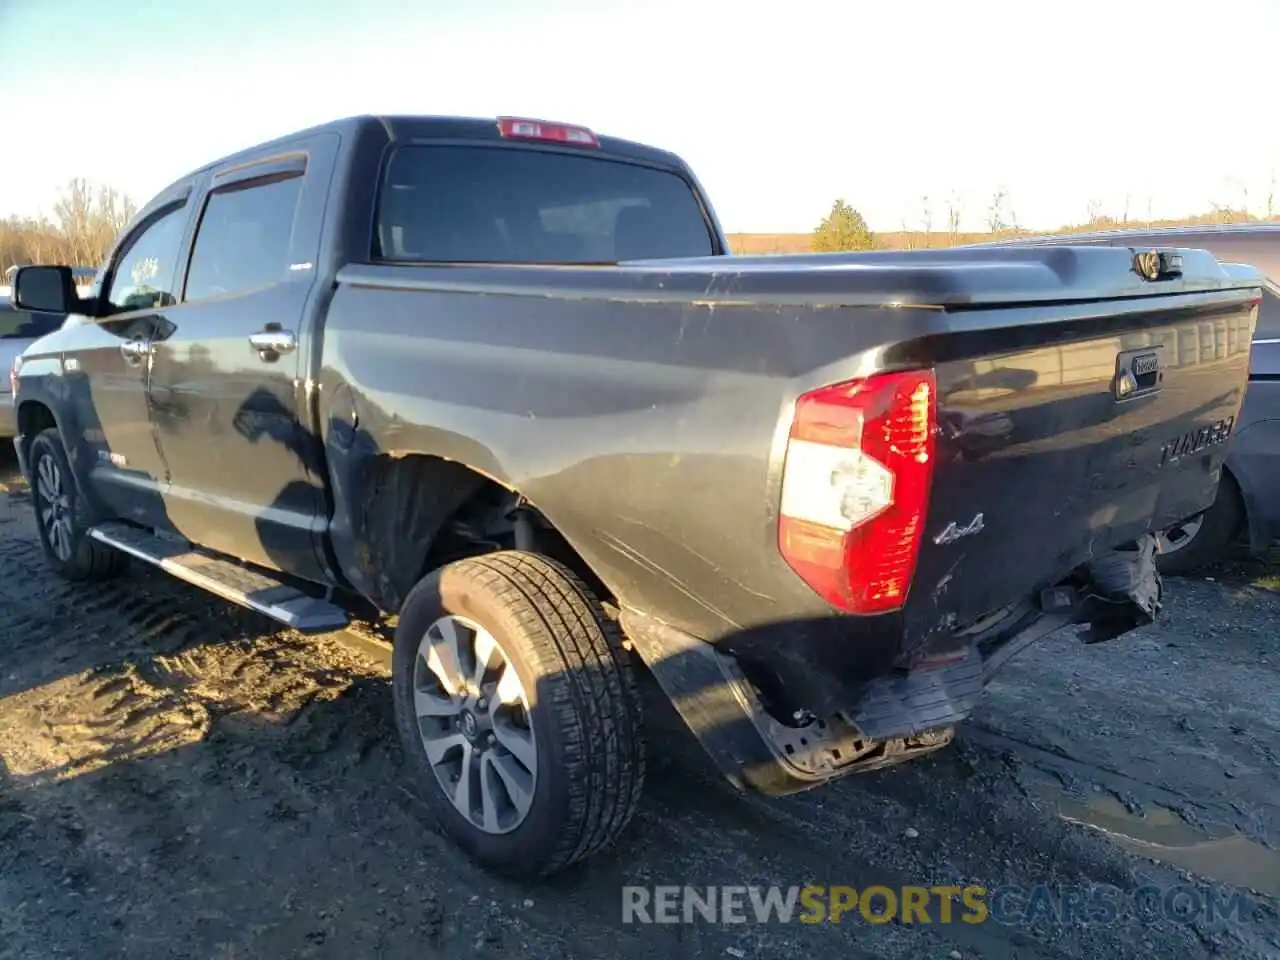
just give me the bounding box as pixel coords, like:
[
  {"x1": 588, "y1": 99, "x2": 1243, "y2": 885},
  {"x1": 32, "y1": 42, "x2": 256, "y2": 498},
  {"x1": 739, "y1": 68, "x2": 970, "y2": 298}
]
[{"x1": 1159, "y1": 416, "x2": 1234, "y2": 467}]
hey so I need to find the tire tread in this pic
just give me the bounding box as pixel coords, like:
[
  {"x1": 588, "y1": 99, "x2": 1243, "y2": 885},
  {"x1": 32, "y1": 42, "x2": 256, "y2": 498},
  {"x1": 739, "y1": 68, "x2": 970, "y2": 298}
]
[{"x1": 396, "y1": 549, "x2": 645, "y2": 875}]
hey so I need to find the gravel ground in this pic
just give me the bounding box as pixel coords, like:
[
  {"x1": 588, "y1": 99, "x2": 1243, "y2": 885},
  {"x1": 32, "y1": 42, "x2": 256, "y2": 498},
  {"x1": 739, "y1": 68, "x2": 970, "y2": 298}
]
[{"x1": 0, "y1": 447, "x2": 1277, "y2": 959}]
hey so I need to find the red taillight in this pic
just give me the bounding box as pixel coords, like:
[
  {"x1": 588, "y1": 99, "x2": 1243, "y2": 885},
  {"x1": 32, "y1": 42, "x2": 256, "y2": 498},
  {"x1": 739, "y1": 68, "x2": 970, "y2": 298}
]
[
  {"x1": 497, "y1": 116, "x2": 599, "y2": 148},
  {"x1": 777, "y1": 369, "x2": 937, "y2": 615}
]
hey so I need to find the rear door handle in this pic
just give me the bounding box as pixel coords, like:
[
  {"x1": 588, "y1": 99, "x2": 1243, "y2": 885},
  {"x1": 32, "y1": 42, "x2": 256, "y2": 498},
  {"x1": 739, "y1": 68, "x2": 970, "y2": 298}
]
[
  {"x1": 249, "y1": 328, "x2": 296, "y2": 360},
  {"x1": 120, "y1": 339, "x2": 152, "y2": 364}
]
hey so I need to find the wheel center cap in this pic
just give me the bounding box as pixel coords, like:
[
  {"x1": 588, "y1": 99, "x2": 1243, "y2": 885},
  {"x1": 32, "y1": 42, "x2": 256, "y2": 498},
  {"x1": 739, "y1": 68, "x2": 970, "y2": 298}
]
[{"x1": 460, "y1": 710, "x2": 479, "y2": 740}]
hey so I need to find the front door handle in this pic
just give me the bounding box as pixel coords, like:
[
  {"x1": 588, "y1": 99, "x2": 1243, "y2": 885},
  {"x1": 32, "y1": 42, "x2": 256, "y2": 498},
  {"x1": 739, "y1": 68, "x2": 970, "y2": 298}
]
[
  {"x1": 120, "y1": 339, "x2": 152, "y2": 365},
  {"x1": 249, "y1": 328, "x2": 296, "y2": 361}
]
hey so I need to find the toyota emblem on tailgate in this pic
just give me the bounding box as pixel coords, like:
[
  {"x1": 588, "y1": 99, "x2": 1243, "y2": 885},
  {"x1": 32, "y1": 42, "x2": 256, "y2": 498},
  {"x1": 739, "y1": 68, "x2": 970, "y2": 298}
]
[{"x1": 1133, "y1": 250, "x2": 1162, "y2": 281}]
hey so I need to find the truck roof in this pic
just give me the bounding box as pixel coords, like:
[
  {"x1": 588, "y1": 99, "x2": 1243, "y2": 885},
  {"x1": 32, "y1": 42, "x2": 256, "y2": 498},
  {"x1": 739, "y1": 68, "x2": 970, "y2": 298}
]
[{"x1": 161, "y1": 114, "x2": 692, "y2": 196}]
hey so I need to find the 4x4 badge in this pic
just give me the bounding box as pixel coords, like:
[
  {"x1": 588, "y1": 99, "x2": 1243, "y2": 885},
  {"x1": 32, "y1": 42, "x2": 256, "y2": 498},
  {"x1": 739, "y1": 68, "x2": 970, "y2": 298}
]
[{"x1": 934, "y1": 513, "x2": 984, "y2": 546}]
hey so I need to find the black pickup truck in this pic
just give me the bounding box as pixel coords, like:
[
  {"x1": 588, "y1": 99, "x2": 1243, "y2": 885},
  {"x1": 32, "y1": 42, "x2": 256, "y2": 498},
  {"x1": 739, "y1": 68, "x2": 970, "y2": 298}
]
[{"x1": 9, "y1": 115, "x2": 1261, "y2": 876}]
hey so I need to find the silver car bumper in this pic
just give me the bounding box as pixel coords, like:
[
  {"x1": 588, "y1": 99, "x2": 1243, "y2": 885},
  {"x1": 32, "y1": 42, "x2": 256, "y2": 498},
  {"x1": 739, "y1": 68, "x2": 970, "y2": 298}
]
[
  {"x1": 1, "y1": 394, "x2": 26, "y2": 479},
  {"x1": 13, "y1": 434, "x2": 27, "y2": 479},
  {"x1": 0, "y1": 393, "x2": 13, "y2": 441}
]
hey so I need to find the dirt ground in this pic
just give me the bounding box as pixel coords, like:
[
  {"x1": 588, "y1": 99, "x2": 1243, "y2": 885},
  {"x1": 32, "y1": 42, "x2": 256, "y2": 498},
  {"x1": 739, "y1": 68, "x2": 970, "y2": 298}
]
[{"x1": 0, "y1": 448, "x2": 1278, "y2": 960}]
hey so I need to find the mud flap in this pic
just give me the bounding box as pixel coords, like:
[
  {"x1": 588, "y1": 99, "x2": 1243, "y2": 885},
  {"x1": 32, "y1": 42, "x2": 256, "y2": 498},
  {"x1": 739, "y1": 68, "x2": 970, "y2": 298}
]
[{"x1": 1075, "y1": 532, "x2": 1163, "y2": 644}]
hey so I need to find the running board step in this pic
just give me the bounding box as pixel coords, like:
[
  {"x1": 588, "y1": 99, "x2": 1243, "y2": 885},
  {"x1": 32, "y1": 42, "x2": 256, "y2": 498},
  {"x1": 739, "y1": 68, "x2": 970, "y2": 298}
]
[{"x1": 88, "y1": 521, "x2": 348, "y2": 633}]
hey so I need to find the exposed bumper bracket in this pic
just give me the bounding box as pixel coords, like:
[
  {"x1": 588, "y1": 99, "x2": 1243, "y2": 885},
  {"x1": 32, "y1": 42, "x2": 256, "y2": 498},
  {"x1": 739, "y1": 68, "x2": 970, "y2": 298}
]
[
  {"x1": 621, "y1": 537, "x2": 1160, "y2": 797},
  {"x1": 621, "y1": 607, "x2": 1074, "y2": 797},
  {"x1": 1075, "y1": 532, "x2": 1163, "y2": 644}
]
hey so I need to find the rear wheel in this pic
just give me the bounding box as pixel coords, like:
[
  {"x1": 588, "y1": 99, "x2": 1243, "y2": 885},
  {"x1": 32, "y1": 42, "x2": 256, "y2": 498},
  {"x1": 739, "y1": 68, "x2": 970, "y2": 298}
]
[
  {"x1": 392, "y1": 550, "x2": 645, "y2": 876},
  {"x1": 27, "y1": 429, "x2": 128, "y2": 581},
  {"x1": 1155, "y1": 474, "x2": 1244, "y2": 576}
]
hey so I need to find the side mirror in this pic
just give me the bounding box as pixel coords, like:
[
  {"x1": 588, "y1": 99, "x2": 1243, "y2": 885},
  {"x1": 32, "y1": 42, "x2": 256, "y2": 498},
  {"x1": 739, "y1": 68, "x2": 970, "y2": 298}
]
[{"x1": 12, "y1": 265, "x2": 76, "y2": 314}]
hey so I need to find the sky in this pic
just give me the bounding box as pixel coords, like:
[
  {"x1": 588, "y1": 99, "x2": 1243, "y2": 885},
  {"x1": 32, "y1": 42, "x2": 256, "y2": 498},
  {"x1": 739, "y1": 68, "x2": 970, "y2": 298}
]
[{"x1": 3, "y1": 0, "x2": 1280, "y2": 235}]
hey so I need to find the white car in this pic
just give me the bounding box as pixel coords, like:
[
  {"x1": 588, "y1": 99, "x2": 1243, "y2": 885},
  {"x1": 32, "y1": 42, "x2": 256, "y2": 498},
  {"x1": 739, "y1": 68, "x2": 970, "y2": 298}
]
[
  {"x1": 0, "y1": 297, "x2": 68, "y2": 439},
  {"x1": 1, "y1": 269, "x2": 97, "y2": 438}
]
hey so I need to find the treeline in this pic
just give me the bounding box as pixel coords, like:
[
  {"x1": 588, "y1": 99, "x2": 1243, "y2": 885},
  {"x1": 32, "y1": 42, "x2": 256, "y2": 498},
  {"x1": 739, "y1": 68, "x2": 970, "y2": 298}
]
[
  {"x1": 1, "y1": 179, "x2": 137, "y2": 276},
  {"x1": 4, "y1": 177, "x2": 1276, "y2": 268},
  {"x1": 800, "y1": 190, "x2": 1277, "y2": 256}
]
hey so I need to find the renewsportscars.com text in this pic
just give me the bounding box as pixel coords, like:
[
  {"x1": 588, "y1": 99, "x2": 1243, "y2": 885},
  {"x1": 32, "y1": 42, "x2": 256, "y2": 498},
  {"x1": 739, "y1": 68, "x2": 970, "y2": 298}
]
[{"x1": 621, "y1": 883, "x2": 1251, "y2": 927}]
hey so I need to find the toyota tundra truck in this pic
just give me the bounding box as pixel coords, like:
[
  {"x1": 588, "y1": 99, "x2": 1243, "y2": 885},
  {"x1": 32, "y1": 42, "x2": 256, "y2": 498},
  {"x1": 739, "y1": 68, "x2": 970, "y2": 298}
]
[{"x1": 8, "y1": 114, "x2": 1261, "y2": 876}]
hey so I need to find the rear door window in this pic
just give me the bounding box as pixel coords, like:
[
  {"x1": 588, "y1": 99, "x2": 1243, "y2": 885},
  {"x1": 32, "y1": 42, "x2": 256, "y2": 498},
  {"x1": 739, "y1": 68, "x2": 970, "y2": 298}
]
[
  {"x1": 184, "y1": 174, "x2": 304, "y2": 302},
  {"x1": 376, "y1": 146, "x2": 714, "y2": 264}
]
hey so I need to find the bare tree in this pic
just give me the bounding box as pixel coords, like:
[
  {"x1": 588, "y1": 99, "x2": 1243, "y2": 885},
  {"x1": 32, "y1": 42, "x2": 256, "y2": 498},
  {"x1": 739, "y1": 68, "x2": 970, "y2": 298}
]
[
  {"x1": 919, "y1": 195, "x2": 933, "y2": 248},
  {"x1": 0, "y1": 179, "x2": 138, "y2": 274},
  {"x1": 1214, "y1": 176, "x2": 1252, "y2": 222},
  {"x1": 899, "y1": 218, "x2": 914, "y2": 250},
  {"x1": 52, "y1": 178, "x2": 97, "y2": 266},
  {"x1": 946, "y1": 190, "x2": 964, "y2": 244},
  {"x1": 97, "y1": 185, "x2": 137, "y2": 238},
  {"x1": 986, "y1": 187, "x2": 1011, "y2": 234}
]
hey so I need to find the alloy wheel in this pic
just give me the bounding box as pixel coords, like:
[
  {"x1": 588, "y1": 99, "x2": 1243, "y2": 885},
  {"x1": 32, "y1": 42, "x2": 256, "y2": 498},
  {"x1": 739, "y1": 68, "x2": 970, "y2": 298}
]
[
  {"x1": 413, "y1": 614, "x2": 537, "y2": 835},
  {"x1": 34, "y1": 453, "x2": 73, "y2": 562}
]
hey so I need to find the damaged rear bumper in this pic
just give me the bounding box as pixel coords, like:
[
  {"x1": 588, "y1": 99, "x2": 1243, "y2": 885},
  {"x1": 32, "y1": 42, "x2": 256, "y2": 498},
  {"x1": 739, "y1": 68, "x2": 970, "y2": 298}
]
[{"x1": 621, "y1": 534, "x2": 1163, "y2": 797}]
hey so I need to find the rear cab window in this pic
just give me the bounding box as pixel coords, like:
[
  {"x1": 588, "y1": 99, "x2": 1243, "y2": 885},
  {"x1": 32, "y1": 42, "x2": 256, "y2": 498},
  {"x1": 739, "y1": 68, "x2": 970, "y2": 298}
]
[{"x1": 375, "y1": 146, "x2": 715, "y2": 264}]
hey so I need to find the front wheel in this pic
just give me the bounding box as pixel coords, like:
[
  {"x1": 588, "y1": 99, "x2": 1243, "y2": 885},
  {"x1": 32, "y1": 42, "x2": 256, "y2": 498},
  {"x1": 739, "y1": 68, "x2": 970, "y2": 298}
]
[
  {"x1": 27, "y1": 428, "x2": 127, "y2": 581},
  {"x1": 392, "y1": 551, "x2": 645, "y2": 876}
]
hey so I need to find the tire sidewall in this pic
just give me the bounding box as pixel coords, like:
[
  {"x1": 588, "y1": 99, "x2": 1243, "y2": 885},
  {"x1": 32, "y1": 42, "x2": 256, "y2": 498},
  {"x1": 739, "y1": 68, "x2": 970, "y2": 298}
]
[
  {"x1": 391, "y1": 560, "x2": 580, "y2": 873},
  {"x1": 28, "y1": 432, "x2": 95, "y2": 577}
]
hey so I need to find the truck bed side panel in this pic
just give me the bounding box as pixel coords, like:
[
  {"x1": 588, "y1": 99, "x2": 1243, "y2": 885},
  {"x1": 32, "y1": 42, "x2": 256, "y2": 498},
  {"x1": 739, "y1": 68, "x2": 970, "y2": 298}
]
[
  {"x1": 318, "y1": 264, "x2": 1257, "y2": 672},
  {"x1": 317, "y1": 276, "x2": 832, "y2": 638}
]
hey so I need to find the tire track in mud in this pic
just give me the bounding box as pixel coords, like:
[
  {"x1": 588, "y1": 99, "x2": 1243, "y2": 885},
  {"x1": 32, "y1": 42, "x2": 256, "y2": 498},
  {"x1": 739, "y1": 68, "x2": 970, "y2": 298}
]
[
  {"x1": 0, "y1": 492, "x2": 601, "y2": 958},
  {"x1": 0, "y1": 452, "x2": 1277, "y2": 958}
]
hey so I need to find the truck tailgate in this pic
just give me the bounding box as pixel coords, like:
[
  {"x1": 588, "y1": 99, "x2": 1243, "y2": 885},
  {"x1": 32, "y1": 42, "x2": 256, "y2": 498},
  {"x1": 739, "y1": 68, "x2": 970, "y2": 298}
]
[{"x1": 906, "y1": 287, "x2": 1258, "y2": 640}]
